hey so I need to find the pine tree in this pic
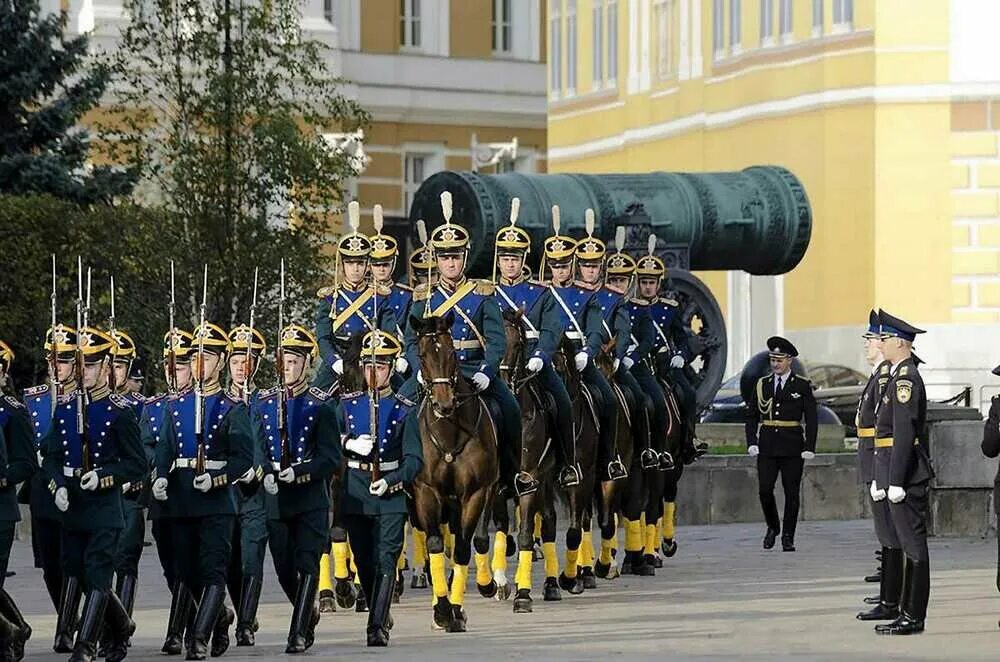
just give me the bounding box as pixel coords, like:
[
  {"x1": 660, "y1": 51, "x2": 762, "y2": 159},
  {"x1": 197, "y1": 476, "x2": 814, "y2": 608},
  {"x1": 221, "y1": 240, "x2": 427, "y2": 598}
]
[{"x1": 0, "y1": 0, "x2": 134, "y2": 204}]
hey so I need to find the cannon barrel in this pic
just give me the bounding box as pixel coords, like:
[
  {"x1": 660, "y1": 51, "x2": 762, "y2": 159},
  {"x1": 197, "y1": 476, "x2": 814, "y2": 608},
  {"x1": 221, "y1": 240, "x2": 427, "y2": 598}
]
[{"x1": 408, "y1": 166, "x2": 811, "y2": 277}]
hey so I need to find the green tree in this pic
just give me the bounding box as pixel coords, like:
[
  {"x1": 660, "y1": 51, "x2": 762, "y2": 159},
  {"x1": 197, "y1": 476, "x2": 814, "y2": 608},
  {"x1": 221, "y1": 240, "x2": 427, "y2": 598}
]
[{"x1": 0, "y1": 0, "x2": 135, "y2": 203}]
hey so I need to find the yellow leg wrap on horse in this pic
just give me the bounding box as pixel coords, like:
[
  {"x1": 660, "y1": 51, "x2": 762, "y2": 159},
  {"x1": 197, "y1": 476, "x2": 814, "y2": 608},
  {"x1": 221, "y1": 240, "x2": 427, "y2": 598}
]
[
  {"x1": 449, "y1": 565, "x2": 469, "y2": 606},
  {"x1": 474, "y1": 552, "x2": 492, "y2": 586},
  {"x1": 318, "y1": 552, "x2": 332, "y2": 591},
  {"x1": 515, "y1": 550, "x2": 533, "y2": 590},
  {"x1": 542, "y1": 541, "x2": 558, "y2": 578},
  {"x1": 599, "y1": 538, "x2": 614, "y2": 565},
  {"x1": 398, "y1": 527, "x2": 408, "y2": 570},
  {"x1": 413, "y1": 529, "x2": 428, "y2": 568},
  {"x1": 533, "y1": 513, "x2": 542, "y2": 540},
  {"x1": 645, "y1": 524, "x2": 658, "y2": 554},
  {"x1": 492, "y1": 531, "x2": 508, "y2": 572},
  {"x1": 625, "y1": 520, "x2": 643, "y2": 552},
  {"x1": 565, "y1": 548, "x2": 579, "y2": 578},
  {"x1": 332, "y1": 542, "x2": 350, "y2": 580},
  {"x1": 429, "y1": 552, "x2": 449, "y2": 599},
  {"x1": 580, "y1": 532, "x2": 595, "y2": 568},
  {"x1": 663, "y1": 502, "x2": 677, "y2": 540}
]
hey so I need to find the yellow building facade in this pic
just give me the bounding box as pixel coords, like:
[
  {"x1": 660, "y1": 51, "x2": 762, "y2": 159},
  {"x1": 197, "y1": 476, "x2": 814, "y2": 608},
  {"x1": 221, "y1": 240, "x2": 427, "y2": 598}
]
[{"x1": 548, "y1": 0, "x2": 1000, "y2": 405}]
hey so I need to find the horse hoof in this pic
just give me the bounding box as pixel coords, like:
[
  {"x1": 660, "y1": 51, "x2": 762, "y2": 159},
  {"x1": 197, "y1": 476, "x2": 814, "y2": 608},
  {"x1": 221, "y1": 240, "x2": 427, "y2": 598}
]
[
  {"x1": 447, "y1": 606, "x2": 467, "y2": 633},
  {"x1": 645, "y1": 554, "x2": 663, "y2": 569},
  {"x1": 433, "y1": 598, "x2": 454, "y2": 630},
  {"x1": 318, "y1": 590, "x2": 336, "y2": 613},
  {"x1": 662, "y1": 539, "x2": 678, "y2": 558},
  {"x1": 411, "y1": 572, "x2": 428, "y2": 589},
  {"x1": 621, "y1": 560, "x2": 633, "y2": 575},
  {"x1": 636, "y1": 561, "x2": 656, "y2": 577},
  {"x1": 334, "y1": 580, "x2": 357, "y2": 609},
  {"x1": 496, "y1": 581, "x2": 512, "y2": 601},
  {"x1": 513, "y1": 589, "x2": 533, "y2": 613},
  {"x1": 594, "y1": 561, "x2": 611, "y2": 579},
  {"x1": 478, "y1": 580, "x2": 498, "y2": 599},
  {"x1": 580, "y1": 567, "x2": 597, "y2": 590},
  {"x1": 542, "y1": 577, "x2": 562, "y2": 602},
  {"x1": 560, "y1": 572, "x2": 584, "y2": 595}
]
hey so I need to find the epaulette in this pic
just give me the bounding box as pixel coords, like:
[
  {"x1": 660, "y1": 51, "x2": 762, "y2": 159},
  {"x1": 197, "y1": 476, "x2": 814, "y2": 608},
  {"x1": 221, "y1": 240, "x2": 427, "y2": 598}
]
[
  {"x1": 899, "y1": 366, "x2": 909, "y2": 376},
  {"x1": 257, "y1": 386, "x2": 280, "y2": 399},
  {"x1": 109, "y1": 394, "x2": 131, "y2": 409},
  {"x1": 3, "y1": 395, "x2": 25, "y2": 410},
  {"x1": 308, "y1": 386, "x2": 331, "y2": 401},
  {"x1": 879, "y1": 363, "x2": 891, "y2": 375},
  {"x1": 659, "y1": 297, "x2": 679, "y2": 307},
  {"x1": 340, "y1": 390, "x2": 364, "y2": 400},
  {"x1": 145, "y1": 393, "x2": 167, "y2": 405},
  {"x1": 316, "y1": 285, "x2": 335, "y2": 299},
  {"x1": 475, "y1": 280, "x2": 496, "y2": 295},
  {"x1": 395, "y1": 393, "x2": 417, "y2": 407},
  {"x1": 792, "y1": 374, "x2": 811, "y2": 384},
  {"x1": 629, "y1": 296, "x2": 653, "y2": 306},
  {"x1": 23, "y1": 384, "x2": 49, "y2": 397},
  {"x1": 412, "y1": 284, "x2": 432, "y2": 302}
]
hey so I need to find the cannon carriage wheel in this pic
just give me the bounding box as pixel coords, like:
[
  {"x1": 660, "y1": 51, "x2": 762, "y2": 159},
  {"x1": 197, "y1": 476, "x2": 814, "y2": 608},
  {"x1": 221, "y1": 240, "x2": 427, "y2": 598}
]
[{"x1": 664, "y1": 269, "x2": 727, "y2": 412}]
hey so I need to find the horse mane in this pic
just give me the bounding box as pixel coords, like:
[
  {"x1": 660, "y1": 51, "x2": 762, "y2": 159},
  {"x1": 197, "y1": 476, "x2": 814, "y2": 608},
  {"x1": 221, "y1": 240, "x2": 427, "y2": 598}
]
[{"x1": 339, "y1": 331, "x2": 366, "y2": 393}]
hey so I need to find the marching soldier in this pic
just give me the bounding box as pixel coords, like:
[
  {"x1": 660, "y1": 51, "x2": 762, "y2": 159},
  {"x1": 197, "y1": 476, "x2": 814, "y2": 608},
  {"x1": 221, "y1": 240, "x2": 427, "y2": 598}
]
[
  {"x1": 338, "y1": 330, "x2": 422, "y2": 647},
  {"x1": 0, "y1": 341, "x2": 37, "y2": 660},
  {"x1": 150, "y1": 322, "x2": 253, "y2": 660},
  {"x1": 225, "y1": 325, "x2": 269, "y2": 647},
  {"x1": 24, "y1": 325, "x2": 80, "y2": 652},
  {"x1": 492, "y1": 201, "x2": 580, "y2": 489},
  {"x1": 41, "y1": 326, "x2": 147, "y2": 662},
  {"x1": 745, "y1": 336, "x2": 817, "y2": 553},
  {"x1": 870, "y1": 310, "x2": 930, "y2": 636},
  {"x1": 259, "y1": 325, "x2": 340, "y2": 653}
]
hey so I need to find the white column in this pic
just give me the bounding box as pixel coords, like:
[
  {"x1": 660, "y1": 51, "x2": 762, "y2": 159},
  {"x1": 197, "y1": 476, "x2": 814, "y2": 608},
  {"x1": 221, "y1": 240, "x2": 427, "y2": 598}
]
[
  {"x1": 727, "y1": 270, "x2": 753, "y2": 377},
  {"x1": 749, "y1": 275, "x2": 784, "y2": 352},
  {"x1": 690, "y1": 0, "x2": 703, "y2": 77},
  {"x1": 627, "y1": 0, "x2": 639, "y2": 93},
  {"x1": 679, "y1": 0, "x2": 690, "y2": 80},
  {"x1": 639, "y1": 0, "x2": 651, "y2": 91}
]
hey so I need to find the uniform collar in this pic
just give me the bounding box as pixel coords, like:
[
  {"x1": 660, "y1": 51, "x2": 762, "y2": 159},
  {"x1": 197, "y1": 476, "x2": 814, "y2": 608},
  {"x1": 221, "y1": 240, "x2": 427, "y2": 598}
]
[
  {"x1": 290, "y1": 380, "x2": 309, "y2": 398},
  {"x1": 574, "y1": 279, "x2": 600, "y2": 292},
  {"x1": 438, "y1": 276, "x2": 467, "y2": 292},
  {"x1": 499, "y1": 274, "x2": 526, "y2": 286},
  {"x1": 198, "y1": 382, "x2": 222, "y2": 397},
  {"x1": 375, "y1": 278, "x2": 395, "y2": 289},
  {"x1": 88, "y1": 384, "x2": 111, "y2": 401},
  {"x1": 341, "y1": 279, "x2": 367, "y2": 293},
  {"x1": 376, "y1": 385, "x2": 392, "y2": 398}
]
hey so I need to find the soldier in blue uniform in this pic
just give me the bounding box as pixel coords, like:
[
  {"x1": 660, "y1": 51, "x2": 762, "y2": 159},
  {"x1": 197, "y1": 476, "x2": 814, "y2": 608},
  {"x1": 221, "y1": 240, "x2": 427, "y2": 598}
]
[
  {"x1": 369, "y1": 226, "x2": 414, "y2": 345},
  {"x1": 224, "y1": 325, "x2": 269, "y2": 647},
  {"x1": 0, "y1": 341, "x2": 37, "y2": 660},
  {"x1": 492, "y1": 202, "x2": 580, "y2": 488},
  {"x1": 259, "y1": 325, "x2": 340, "y2": 653},
  {"x1": 339, "y1": 330, "x2": 422, "y2": 647},
  {"x1": 24, "y1": 324, "x2": 80, "y2": 652},
  {"x1": 150, "y1": 322, "x2": 254, "y2": 660},
  {"x1": 41, "y1": 326, "x2": 147, "y2": 662},
  {"x1": 403, "y1": 192, "x2": 521, "y2": 487},
  {"x1": 407, "y1": 245, "x2": 437, "y2": 288}
]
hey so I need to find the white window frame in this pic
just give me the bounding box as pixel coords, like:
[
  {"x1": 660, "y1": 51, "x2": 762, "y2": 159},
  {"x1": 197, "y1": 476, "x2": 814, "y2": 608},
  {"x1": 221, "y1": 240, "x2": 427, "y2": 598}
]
[
  {"x1": 592, "y1": 0, "x2": 604, "y2": 88},
  {"x1": 779, "y1": 0, "x2": 793, "y2": 43},
  {"x1": 492, "y1": 0, "x2": 512, "y2": 55},
  {"x1": 549, "y1": 0, "x2": 561, "y2": 98},
  {"x1": 655, "y1": 0, "x2": 675, "y2": 79},
  {"x1": 402, "y1": 148, "x2": 443, "y2": 214},
  {"x1": 323, "y1": 0, "x2": 334, "y2": 23},
  {"x1": 759, "y1": 0, "x2": 773, "y2": 46},
  {"x1": 607, "y1": 0, "x2": 618, "y2": 84},
  {"x1": 729, "y1": 0, "x2": 741, "y2": 53},
  {"x1": 566, "y1": 0, "x2": 577, "y2": 96},
  {"x1": 832, "y1": 0, "x2": 852, "y2": 33},
  {"x1": 400, "y1": 0, "x2": 421, "y2": 50},
  {"x1": 712, "y1": 0, "x2": 725, "y2": 58},
  {"x1": 811, "y1": 0, "x2": 823, "y2": 37}
]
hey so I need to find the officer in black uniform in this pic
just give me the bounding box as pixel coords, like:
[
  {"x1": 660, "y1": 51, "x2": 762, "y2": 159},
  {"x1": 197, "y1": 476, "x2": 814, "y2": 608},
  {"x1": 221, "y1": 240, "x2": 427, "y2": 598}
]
[
  {"x1": 982, "y1": 364, "x2": 1000, "y2": 628},
  {"x1": 871, "y1": 310, "x2": 930, "y2": 636},
  {"x1": 339, "y1": 330, "x2": 422, "y2": 647},
  {"x1": 259, "y1": 325, "x2": 340, "y2": 654},
  {"x1": 745, "y1": 336, "x2": 817, "y2": 552},
  {"x1": 41, "y1": 327, "x2": 147, "y2": 662},
  {"x1": 0, "y1": 340, "x2": 37, "y2": 660},
  {"x1": 150, "y1": 323, "x2": 253, "y2": 660}
]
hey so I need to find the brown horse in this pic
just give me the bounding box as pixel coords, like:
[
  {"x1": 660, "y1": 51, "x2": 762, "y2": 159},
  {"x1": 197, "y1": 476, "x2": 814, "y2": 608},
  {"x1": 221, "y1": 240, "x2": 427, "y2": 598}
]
[
  {"x1": 408, "y1": 313, "x2": 499, "y2": 632},
  {"x1": 489, "y1": 309, "x2": 559, "y2": 613},
  {"x1": 657, "y1": 372, "x2": 688, "y2": 559}
]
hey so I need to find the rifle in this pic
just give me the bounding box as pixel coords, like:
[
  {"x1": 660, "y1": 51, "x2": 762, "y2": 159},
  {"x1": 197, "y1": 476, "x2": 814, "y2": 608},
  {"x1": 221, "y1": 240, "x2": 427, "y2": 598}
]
[
  {"x1": 49, "y1": 254, "x2": 58, "y2": 416},
  {"x1": 370, "y1": 206, "x2": 383, "y2": 483},
  {"x1": 167, "y1": 261, "x2": 178, "y2": 394},
  {"x1": 244, "y1": 267, "x2": 259, "y2": 404},
  {"x1": 195, "y1": 264, "x2": 207, "y2": 476},
  {"x1": 76, "y1": 257, "x2": 92, "y2": 473},
  {"x1": 108, "y1": 274, "x2": 118, "y2": 394},
  {"x1": 276, "y1": 259, "x2": 290, "y2": 470}
]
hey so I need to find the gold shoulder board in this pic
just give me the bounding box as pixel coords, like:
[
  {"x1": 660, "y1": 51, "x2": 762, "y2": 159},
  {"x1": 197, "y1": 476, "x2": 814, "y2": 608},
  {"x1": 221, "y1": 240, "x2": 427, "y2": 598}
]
[{"x1": 475, "y1": 281, "x2": 496, "y2": 296}]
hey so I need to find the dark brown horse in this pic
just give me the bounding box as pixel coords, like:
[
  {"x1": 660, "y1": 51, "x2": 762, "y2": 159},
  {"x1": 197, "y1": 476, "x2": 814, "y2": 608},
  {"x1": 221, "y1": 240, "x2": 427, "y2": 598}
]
[{"x1": 409, "y1": 313, "x2": 499, "y2": 632}]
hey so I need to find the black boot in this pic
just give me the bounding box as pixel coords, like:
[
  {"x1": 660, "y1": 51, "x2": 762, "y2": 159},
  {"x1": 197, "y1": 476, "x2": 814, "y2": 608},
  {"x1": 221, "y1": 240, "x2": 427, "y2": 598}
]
[
  {"x1": 355, "y1": 585, "x2": 368, "y2": 612},
  {"x1": 781, "y1": 533, "x2": 796, "y2": 552},
  {"x1": 162, "y1": 583, "x2": 194, "y2": 655},
  {"x1": 186, "y1": 585, "x2": 224, "y2": 660},
  {"x1": 54, "y1": 576, "x2": 82, "y2": 654},
  {"x1": 876, "y1": 554, "x2": 912, "y2": 634},
  {"x1": 235, "y1": 576, "x2": 261, "y2": 646},
  {"x1": 210, "y1": 600, "x2": 234, "y2": 657},
  {"x1": 0, "y1": 588, "x2": 31, "y2": 661},
  {"x1": 367, "y1": 573, "x2": 395, "y2": 647},
  {"x1": 285, "y1": 574, "x2": 317, "y2": 654},
  {"x1": 878, "y1": 557, "x2": 928, "y2": 635},
  {"x1": 103, "y1": 591, "x2": 136, "y2": 662},
  {"x1": 762, "y1": 528, "x2": 779, "y2": 550},
  {"x1": 857, "y1": 547, "x2": 902, "y2": 621},
  {"x1": 0, "y1": 609, "x2": 20, "y2": 662},
  {"x1": 69, "y1": 589, "x2": 109, "y2": 662}
]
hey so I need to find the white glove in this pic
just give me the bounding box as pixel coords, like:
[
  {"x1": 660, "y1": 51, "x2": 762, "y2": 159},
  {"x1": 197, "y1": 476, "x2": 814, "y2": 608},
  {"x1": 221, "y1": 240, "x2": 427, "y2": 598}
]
[
  {"x1": 526, "y1": 357, "x2": 543, "y2": 373},
  {"x1": 747, "y1": 445, "x2": 759, "y2": 457},
  {"x1": 121, "y1": 482, "x2": 131, "y2": 493},
  {"x1": 237, "y1": 468, "x2": 256, "y2": 484},
  {"x1": 613, "y1": 358, "x2": 621, "y2": 373},
  {"x1": 622, "y1": 357, "x2": 634, "y2": 370},
  {"x1": 801, "y1": 451, "x2": 815, "y2": 460},
  {"x1": 332, "y1": 359, "x2": 344, "y2": 375},
  {"x1": 263, "y1": 474, "x2": 278, "y2": 495},
  {"x1": 472, "y1": 371, "x2": 490, "y2": 391},
  {"x1": 80, "y1": 470, "x2": 99, "y2": 491},
  {"x1": 152, "y1": 477, "x2": 168, "y2": 501},
  {"x1": 417, "y1": 369, "x2": 425, "y2": 385},
  {"x1": 54, "y1": 487, "x2": 69, "y2": 512},
  {"x1": 887, "y1": 485, "x2": 906, "y2": 503},
  {"x1": 278, "y1": 467, "x2": 295, "y2": 483},
  {"x1": 192, "y1": 473, "x2": 212, "y2": 493},
  {"x1": 345, "y1": 434, "x2": 375, "y2": 457},
  {"x1": 395, "y1": 357, "x2": 409, "y2": 374},
  {"x1": 870, "y1": 480, "x2": 885, "y2": 502},
  {"x1": 369, "y1": 479, "x2": 389, "y2": 497},
  {"x1": 574, "y1": 351, "x2": 589, "y2": 371},
  {"x1": 670, "y1": 355, "x2": 685, "y2": 369}
]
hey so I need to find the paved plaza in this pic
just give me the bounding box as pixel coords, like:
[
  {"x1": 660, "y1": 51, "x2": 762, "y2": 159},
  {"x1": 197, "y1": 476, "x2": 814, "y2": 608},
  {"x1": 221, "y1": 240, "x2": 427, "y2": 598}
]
[{"x1": 8, "y1": 519, "x2": 1000, "y2": 660}]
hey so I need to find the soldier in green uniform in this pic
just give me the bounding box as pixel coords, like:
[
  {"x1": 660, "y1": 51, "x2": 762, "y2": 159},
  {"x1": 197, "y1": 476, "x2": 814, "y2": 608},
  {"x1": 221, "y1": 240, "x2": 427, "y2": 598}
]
[
  {"x1": 259, "y1": 325, "x2": 341, "y2": 653},
  {"x1": 339, "y1": 330, "x2": 422, "y2": 647},
  {"x1": 150, "y1": 323, "x2": 253, "y2": 660},
  {"x1": 224, "y1": 325, "x2": 269, "y2": 647},
  {"x1": 0, "y1": 340, "x2": 37, "y2": 660},
  {"x1": 41, "y1": 327, "x2": 147, "y2": 662},
  {"x1": 871, "y1": 310, "x2": 930, "y2": 636}
]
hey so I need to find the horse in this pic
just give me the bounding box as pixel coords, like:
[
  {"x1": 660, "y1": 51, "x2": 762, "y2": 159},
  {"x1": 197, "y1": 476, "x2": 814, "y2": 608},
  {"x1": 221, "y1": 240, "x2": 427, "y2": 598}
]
[
  {"x1": 656, "y1": 370, "x2": 690, "y2": 559},
  {"x1": 487, "y1": 309, "x2": 559, "y2": 613},
  {"x1": 408, "y1": 313, "x2": 499, "y2": 632}
]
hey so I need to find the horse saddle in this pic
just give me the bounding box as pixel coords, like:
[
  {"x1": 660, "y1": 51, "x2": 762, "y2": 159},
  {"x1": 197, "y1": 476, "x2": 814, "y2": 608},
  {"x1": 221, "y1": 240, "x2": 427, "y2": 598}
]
[
  {"x1": 483, "y1": 395, "x2": 506, "y2": 448},
  {"x1": 527, "y1": 381, "x2": 557, "y2": 426}
]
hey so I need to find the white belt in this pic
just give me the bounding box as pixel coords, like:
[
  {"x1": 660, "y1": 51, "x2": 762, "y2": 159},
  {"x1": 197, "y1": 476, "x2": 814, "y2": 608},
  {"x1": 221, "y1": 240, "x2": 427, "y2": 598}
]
[
  {"x1": 565, "y1": 331, "x2": 583, "y2": 340},
  {"x1": 525, "y1": 331, "x2": 539, "y2": 340},
  {"x1": 346, "y1": 459, "x2": 400, "y2": 471},
  {"x1": 172, "y1": 458, "x2": 227, "y2": 470}
]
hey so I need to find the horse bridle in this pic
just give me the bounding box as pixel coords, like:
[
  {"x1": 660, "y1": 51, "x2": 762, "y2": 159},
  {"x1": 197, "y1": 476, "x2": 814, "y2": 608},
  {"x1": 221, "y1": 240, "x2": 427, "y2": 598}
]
[{"x1": 417, "y1": 332, "x2": 484, "y2": 463}]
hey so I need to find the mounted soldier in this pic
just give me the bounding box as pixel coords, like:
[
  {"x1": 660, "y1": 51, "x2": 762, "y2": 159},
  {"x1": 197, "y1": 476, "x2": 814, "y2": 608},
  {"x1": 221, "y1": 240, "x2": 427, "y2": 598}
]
[{"x1": 369, "y1": 221, "x2": 413, "y2": 348}]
